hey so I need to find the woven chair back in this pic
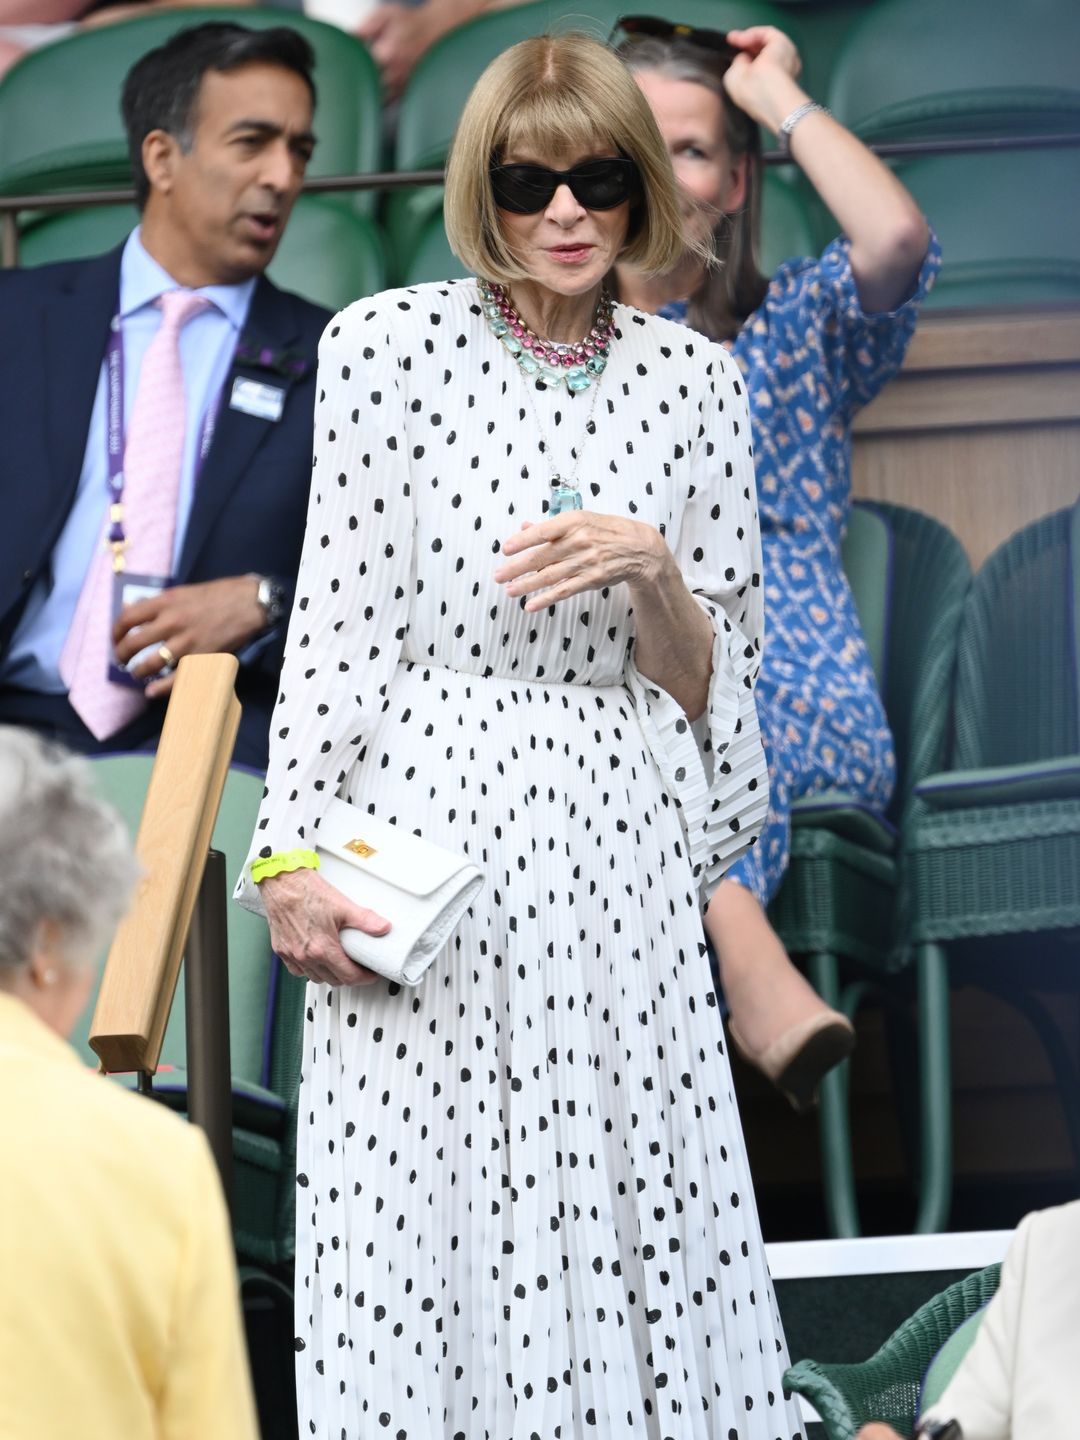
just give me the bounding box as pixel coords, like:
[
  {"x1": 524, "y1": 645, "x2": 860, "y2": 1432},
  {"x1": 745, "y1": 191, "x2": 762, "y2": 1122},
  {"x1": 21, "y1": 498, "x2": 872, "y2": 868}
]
[{"x1": 953, "y1": 504, "x2": 1079, "y2": 770}]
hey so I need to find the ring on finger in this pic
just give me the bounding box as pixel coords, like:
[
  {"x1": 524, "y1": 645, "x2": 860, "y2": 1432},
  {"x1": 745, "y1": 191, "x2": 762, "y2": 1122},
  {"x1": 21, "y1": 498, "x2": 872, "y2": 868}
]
[{"x1": 157, "y1": 643, "x2": 176, "y2": 670}]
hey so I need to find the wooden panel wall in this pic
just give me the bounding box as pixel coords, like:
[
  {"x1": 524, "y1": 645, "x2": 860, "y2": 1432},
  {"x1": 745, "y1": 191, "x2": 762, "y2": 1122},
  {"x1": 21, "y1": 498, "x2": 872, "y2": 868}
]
[{"x1": 853, "y1": 304, "x2": 1080, "y2": 568}]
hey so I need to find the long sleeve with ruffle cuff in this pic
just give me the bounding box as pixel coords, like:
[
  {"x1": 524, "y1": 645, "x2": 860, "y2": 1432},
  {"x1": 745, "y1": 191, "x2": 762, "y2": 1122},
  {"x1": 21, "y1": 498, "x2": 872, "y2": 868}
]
[
  {"x1": 234, "y1": 298, "x2": 415, "y2": 916},
  {"x1": 624, "y1": 335, "x2": 769, "y2": 899},
  {"x1": 626, "y1": 591, "x2": 768, "y2": 898}
]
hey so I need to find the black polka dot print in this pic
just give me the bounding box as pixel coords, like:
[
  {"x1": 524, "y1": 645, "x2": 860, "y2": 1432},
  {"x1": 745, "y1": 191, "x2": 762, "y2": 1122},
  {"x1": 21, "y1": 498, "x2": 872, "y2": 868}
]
[{"x1": 237, "y1": 281, "x2": 802, "y2": 1439}]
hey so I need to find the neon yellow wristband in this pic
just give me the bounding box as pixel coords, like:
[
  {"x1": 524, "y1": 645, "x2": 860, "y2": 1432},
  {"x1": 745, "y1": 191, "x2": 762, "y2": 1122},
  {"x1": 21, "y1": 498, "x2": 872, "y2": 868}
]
[{"x1": 251, "y1": 848, "x2": 321, "y2": 885}]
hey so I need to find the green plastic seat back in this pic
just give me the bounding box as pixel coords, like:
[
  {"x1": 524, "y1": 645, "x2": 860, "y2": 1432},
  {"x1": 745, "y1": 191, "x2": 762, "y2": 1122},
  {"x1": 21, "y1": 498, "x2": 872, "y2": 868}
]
[
  {"x1": 402, "y1": 206, "x2": 468, "y2": 288},
  {"x1": 893, "y1": 150, "x2": 1080, "y2": 310},
  {"x1": 18, "y1": 204, "x2": 136, "y2": 267},
  {"x1": 869, "y1": 503, "x2": 972, "y2": 825},
  {"x1": 952, "y1": 503, "x2": 1079, "y2": 771},
  {"x1": 828, "y1": 0, "x2": 1080, "y2": 142},
  {"x1": 383, "y1": 182, "x2": 443, "y2": 273},
  {"x1": 71, "y1": 757, "x2": 274, "y2": 1088},
  {"x1": 768, "y1": 2, "x2": 866, "y2": 104},
  {"x1": 758, "y1": 170, "x2": 825, "y2": 278},
  {"x1": 0, "y1": 9, "x2": 382, "y2": 211},
  {"x1": 262, "y1": 196, "x2": 386, "y2": 311},
  {"x1": 394, "y1": 0, "x2": 804, "y2": 171},
  {"x1": 841, "y1": 500, "x2": 891, "y2": 687},
  {"x1": 920, "y1": 1305, "x2": 987, "y2": 1411},
  {"x1": 18, "y1": 195, "x2": 385, "y2": 312}
]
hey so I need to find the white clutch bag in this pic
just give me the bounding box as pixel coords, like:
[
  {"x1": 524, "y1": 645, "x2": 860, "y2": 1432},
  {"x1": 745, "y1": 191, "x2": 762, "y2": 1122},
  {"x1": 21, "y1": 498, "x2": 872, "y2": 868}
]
[{"x1": 316, "y1": 798, "x2": 484, "y2": 985}]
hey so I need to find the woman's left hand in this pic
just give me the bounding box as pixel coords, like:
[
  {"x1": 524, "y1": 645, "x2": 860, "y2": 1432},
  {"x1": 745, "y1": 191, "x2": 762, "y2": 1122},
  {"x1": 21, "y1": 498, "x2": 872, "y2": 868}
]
[{"x1": 494, "y1": 512, "x2": 670, "y2": 610}]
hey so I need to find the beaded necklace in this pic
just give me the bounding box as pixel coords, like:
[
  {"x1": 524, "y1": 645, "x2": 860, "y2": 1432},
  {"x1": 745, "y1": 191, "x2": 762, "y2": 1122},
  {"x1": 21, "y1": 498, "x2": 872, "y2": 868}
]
[{"x1": 478, "y1": 280, "x2": 615, "y2": 393}]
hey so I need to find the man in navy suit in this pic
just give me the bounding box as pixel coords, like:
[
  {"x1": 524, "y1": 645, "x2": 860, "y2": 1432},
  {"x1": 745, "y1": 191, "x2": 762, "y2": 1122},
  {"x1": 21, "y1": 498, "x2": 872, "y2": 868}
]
[{"x1": 0, "y1": 22, "x2": 332, "y2": 768}]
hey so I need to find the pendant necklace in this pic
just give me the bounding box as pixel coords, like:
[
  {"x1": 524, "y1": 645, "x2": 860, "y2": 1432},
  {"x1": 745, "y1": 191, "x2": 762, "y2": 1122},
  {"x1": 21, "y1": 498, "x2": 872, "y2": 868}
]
[
  {"x1": 479, "y1": 279, "x2": 614, "y2": 514},
  {"x1": 519, "y1": 357, "x2": 604, "y2": 516}
]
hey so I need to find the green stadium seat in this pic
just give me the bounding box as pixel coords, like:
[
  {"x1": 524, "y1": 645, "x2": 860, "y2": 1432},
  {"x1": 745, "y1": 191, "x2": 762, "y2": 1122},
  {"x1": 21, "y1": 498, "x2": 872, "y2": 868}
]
[
  {"x1": 827, "y1": 0, "x2": 1080, "y2": 142},
  {"x1": 264, "y1": 195, "x2": 386, "y2": 310},
  {"x1": 78, "y1": 755, "x2": 307, "y2": 1267},
  {"x1": 17, "y1": 203, "x2": 136, "y2": 267},
  {"x1": 397, "y1": 0, "x2": 803, "y2": 171},
  {"x1": 400, "y1": 204, "x2": 467, "y2": 288},
  {"x1": 893, "y1": 150, "x2": 1080, "y2": 309},
  {"x1": 18, "y1": 193, "x2": 386, "y2": 312},
  {"x1": 748, "y1": 0, "x2": 869, "y2": 104},
  {"x1": 903, "y1": 502, "x2": 1080, "y2": 1209},
  {"x1": 757, "y1": 168, "x2": 825, "y2": 275},
  {"x1": 0, "y1": 8, "x2": 382, "y2": 213},
  {"x1": 385, "y1": 182, "x2": 446, "y2": 281},
  {"x1": 767, "y1": 502, "x2": 971, "y2": 1236}
]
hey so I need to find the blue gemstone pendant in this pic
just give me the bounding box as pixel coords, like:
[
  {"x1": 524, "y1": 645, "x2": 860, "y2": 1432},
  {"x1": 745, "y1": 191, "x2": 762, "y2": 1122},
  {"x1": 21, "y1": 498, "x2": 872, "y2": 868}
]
[{"x1": 549, "y1": 480, "x2": 583, "y2": 515}]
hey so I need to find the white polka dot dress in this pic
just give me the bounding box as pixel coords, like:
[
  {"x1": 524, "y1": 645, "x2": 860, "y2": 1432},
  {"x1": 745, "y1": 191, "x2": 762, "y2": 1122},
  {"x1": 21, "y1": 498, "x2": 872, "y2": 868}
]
[{"x1": 237, "y1": 280, "x2": 803, "y2": 1440}]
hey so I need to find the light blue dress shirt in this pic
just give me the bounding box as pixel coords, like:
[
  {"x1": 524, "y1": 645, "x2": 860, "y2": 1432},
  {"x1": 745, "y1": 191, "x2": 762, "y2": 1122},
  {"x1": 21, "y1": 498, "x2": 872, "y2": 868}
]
[{"x1": 3, "y1": 228, "x2": 256, "y2": 692}]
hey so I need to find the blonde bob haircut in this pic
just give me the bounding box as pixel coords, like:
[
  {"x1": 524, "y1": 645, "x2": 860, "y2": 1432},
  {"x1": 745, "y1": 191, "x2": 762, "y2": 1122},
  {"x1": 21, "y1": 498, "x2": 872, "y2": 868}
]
[{"x1": 445, "y1": 32, "x2": 692, "y2": 285}]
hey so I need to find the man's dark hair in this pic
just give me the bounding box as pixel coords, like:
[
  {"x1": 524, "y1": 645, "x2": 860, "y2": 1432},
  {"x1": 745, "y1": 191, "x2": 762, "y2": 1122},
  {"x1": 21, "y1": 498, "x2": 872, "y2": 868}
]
[{"x1": 121, "y1": 23, "x2": 317, "y2": 208}]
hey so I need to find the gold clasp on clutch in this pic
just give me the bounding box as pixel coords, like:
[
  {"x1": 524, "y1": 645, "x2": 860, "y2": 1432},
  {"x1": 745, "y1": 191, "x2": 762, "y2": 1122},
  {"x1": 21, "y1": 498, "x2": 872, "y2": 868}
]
[{"x1": 345, "y1": 838, "x2": 377, "y2": 859}]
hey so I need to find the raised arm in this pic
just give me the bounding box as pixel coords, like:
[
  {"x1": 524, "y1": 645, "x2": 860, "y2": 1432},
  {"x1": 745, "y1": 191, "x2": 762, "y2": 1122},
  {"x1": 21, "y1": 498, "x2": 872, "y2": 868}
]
[{"x1": 724, "y1": 25, "x2": 930, "y2": 314}]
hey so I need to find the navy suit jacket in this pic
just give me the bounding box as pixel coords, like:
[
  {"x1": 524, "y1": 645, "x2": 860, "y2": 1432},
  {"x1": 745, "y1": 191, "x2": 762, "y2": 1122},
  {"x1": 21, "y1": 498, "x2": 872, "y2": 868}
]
[{"x1": 0, "y1": 243, "x2": 331, "y2": 768}]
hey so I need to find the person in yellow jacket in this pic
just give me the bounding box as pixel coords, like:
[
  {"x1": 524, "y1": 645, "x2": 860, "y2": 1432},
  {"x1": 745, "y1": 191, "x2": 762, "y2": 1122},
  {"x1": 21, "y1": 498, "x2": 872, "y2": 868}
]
[{"x1": 0, "y1": 726, "x2": 259, "y2": 1440}]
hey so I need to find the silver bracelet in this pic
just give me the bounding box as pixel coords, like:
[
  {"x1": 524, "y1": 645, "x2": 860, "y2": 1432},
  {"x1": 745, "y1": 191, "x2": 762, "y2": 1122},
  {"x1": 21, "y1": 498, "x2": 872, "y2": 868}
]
[{"x1": 777, "y1": 100, "x2": 831, "y2": 155}]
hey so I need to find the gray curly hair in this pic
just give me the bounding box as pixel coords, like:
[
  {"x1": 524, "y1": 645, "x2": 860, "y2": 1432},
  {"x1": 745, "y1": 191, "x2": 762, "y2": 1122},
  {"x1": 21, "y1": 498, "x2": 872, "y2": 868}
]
[{"x1": 0, "y1": 728, "x2": 139, "y2": 976}]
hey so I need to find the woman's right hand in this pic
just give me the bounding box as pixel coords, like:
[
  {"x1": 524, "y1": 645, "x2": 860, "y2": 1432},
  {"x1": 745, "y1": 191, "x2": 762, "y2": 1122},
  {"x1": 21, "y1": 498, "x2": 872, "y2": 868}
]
[{"x1": 258, "y1": 867, "x2": 390, "y2": 987}]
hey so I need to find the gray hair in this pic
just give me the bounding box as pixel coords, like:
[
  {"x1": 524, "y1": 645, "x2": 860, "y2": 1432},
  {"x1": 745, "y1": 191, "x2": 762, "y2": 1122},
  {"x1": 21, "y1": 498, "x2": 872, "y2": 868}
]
[
  {"x1": 616, "y1": 34, "x2": 769, "y2": 340},
  {"x1": 0, "y1": 729, "x2": 140, "y2": 975}
]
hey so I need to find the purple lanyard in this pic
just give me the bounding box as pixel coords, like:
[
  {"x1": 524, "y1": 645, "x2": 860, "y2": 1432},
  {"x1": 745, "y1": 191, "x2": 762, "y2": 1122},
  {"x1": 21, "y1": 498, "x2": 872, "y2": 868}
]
[{"x1": 104, "y1": 310, "x2": 226, "y2": 550}]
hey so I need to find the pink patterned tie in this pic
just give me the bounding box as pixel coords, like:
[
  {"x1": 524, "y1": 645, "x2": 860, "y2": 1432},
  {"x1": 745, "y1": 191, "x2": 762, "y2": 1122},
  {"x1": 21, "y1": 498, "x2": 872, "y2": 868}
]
[{"x1": 60, "y1": 290, "x2": 211, "y2": 740}]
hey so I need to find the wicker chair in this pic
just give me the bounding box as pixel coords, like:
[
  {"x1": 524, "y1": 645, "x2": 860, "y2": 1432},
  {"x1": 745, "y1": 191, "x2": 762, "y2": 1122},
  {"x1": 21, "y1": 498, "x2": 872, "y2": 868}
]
[
  {"x1": 767, "y1": 502, "x2": 971, "y2": 1235},
  {"x1": 904, "y1": 501, "x2": 1080, "y2": 1182},
  {"x1": 784, "y1": 1263, "x2": 1001, "y2": 1440}
]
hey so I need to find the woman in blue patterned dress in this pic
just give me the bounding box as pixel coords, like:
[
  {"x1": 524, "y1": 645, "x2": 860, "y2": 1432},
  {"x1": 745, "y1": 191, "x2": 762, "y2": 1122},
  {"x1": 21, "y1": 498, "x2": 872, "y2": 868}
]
[{"x1": 617, "y1": 20, "x2": 940, "y2": 1109}]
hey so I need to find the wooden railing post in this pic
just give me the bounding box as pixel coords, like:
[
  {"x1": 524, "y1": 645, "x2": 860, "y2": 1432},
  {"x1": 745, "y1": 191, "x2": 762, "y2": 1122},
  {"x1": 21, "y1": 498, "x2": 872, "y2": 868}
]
[{"x1": 90, "y1": 654, "x2": 241, "y2": 1193}]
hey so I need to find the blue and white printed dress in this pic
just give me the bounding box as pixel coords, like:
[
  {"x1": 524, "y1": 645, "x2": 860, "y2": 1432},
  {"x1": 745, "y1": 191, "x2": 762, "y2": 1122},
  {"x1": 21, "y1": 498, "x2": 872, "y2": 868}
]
[{"x1": 663, "y1": 233, "x2": 941, "y2": 905}]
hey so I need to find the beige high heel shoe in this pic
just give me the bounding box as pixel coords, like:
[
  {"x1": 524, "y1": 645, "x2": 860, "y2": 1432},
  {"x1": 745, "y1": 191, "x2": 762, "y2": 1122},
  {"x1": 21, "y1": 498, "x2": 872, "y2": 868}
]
[{"x1": 727, "y1": 1009, "x2": 855, "y2": 1114}]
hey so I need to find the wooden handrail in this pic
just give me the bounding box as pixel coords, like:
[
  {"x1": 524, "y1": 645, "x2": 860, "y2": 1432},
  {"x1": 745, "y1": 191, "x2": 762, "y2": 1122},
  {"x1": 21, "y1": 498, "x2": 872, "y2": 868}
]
[{"x1": 89, "y1": 653, "x2": 240, "y2": 1074}]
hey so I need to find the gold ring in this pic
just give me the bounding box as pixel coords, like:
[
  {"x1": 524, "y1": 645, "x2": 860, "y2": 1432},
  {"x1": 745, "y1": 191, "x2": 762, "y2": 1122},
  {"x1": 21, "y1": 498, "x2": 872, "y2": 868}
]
[{"x1": 157, "y1": 644, "x2": 176, "y2": 669}]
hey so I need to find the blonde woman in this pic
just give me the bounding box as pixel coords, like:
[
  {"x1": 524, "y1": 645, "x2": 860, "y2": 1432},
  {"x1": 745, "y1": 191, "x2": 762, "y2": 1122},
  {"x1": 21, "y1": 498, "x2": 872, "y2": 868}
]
[{"x1": 239, "y1": 33, "x2": 801, "y2": 1439}]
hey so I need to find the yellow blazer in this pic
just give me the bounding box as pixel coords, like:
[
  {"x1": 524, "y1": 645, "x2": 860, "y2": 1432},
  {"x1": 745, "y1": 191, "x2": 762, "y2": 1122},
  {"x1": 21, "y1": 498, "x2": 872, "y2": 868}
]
[{"x1": 0, "y1": 992, "x2": 259, "y2": 1440}]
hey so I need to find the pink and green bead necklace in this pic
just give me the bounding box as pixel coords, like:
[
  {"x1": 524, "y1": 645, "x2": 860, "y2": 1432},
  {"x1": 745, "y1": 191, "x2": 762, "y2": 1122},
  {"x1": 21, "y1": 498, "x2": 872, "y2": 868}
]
[{"x1": 479, "y1": 280, "x2": 615, "y2": 394}]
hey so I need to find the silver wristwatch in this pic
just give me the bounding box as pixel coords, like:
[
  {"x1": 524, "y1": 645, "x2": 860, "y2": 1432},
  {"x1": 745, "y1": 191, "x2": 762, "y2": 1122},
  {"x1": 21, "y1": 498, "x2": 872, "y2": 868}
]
[{"x1": 254, "y1": 574, "x2": 287, "y2": 628}]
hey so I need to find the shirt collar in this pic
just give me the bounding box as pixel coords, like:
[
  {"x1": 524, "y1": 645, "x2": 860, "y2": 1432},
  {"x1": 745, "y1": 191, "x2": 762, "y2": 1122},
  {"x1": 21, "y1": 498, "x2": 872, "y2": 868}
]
[
  {"x1": 119, "y1": 225, "x2": 256, "y2": 332},
  {"x1": 0, "y1": 989, "x2": 82, "y2": 1071}
]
